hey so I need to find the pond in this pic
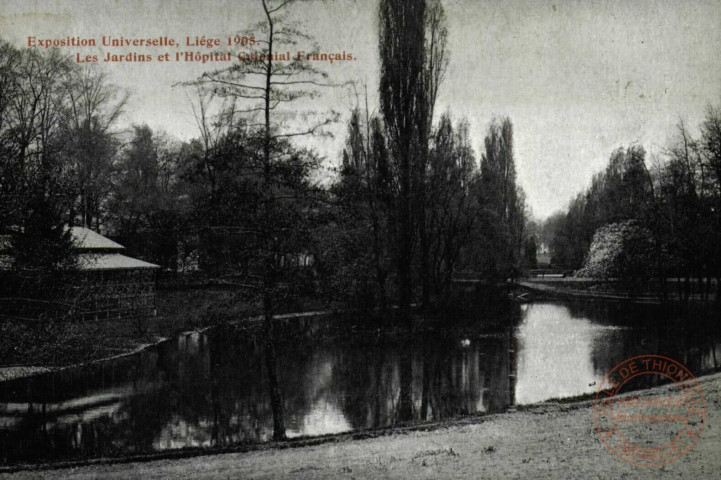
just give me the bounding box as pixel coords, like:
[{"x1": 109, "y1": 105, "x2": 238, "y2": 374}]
[{"x1": 0, "y1": 300, "x2": 719, "y2": 465}]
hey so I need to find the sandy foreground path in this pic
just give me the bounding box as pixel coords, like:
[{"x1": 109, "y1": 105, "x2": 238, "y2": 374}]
[{"x1": 3, "y1": 372, "x2": 721, "y2": 480}]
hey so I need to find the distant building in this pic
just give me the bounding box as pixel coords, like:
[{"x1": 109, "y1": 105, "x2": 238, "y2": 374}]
[
  {"x1": 0, "y1": 227, "x2": 160, "y2": 321},
  {"x1": 536, "y1": 252, "x2": 552, "y2": 268}
]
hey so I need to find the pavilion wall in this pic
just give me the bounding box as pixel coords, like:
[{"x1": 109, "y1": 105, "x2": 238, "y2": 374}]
[{"x1": 0, "y1": 268, "x2": 157, "y2": 321}]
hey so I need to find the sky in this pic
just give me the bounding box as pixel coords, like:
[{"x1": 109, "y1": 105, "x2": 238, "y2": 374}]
[{"x1": 2, "y1": 0, "x2": 721, "y2": 219}]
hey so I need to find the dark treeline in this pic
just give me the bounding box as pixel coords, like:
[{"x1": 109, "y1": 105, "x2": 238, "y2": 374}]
[
  {"x1": 0, "y1": 39, "x2": 184, "y2": 272},
  {"x1": 0, "y1": 19, "x2": 533, "y2": 449},
  {"x1": 320, "y1": 0, "x2": 528, "y2": 318},
  {"x1": 1, "y1": 0, "x2": 535, "y2": 442},
  {"x1": 325, "y1": 108, "x2": 528, "y2": 312},
  {"x1": 0, "y1": 0, "x2": 533, "y2": 317},
  {"x1": 545, "y1": 108, "x2": 721, "y2": 298}
]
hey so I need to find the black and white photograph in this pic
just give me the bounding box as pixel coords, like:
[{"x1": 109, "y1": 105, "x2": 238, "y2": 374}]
[{"x1": 1, "y1": 0, "x2": 720, "y2": 478}]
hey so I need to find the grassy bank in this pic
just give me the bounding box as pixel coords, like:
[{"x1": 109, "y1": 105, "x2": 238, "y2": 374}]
[
  {"x1": 0, "y1": 287, "x2": 338, "y2": 376},
  {"x1": 0, "y1": 282, "x2": 516, "y2": 376}
]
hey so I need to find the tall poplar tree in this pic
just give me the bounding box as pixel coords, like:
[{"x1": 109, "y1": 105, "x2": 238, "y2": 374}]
[{"x1": 378, "y1": 0, "x2": 427, "y2": 324}]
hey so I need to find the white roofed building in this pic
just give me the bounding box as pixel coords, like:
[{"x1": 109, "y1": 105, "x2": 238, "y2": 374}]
[
  {"x1": 70, "y1": 227, "x2": 159, "y2": 272},
  {"x1": 0, "y1": 227, "x2": 160, "y2": 321}
]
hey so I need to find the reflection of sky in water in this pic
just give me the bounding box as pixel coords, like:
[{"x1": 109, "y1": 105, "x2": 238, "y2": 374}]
[
  {"x1": 285, "y1": 353, "x2": 352, "y2": 438},
  {"x1": 154, "y1": 416, "x2": 213, "y2": 450},
  {"x1": 515, "y1": 303, "x2": 619, "y2": 404},
  {"x1": 287, "y1": 399, "x2": 351, "y2": 438}
]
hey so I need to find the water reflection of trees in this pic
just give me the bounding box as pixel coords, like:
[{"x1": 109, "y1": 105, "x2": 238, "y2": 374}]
[
  {"x1": 566, "y1": 301, "x2": 721, "y2": 383},
  {"x1": 8, "y1": 301, "x2": 718, "y2": 465},
  {"x1": 318, "y1": 333, "x2": 513, "y2": 430},
  {"x1": 0, "y1": 322, "x2": 520, "y2": 465}
]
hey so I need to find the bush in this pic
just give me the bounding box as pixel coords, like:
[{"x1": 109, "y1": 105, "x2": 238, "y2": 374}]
[{"x1": 575, "y1": 220, "x2": 655, "y2": 280}]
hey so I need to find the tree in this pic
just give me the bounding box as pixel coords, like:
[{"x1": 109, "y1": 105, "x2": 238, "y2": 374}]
[
  {"x1": 602, "y1": 145, "x2": 654, "y2": 224},
  {"x1": 188, "y1": 0, "x2": 336, "y2": 440},
  {"x1": 417, "y1": 0, "x2": 449, "y2": 308},
  {"x1": 476, "y1": 117, "x2": 524, "y2": 279},
  {"x1": 547, "y1": 145, "x2": 654, "y2": 272},
  {"x1": 378, "y1": 0, "x2": 428, "y2": 323},
  {"x1": 426, "y1": 114, "x2": 479, "y2": 303},
  {"x1": 64, "y1": 67, "x2": 128, "y2": 230},
  {"x1": 523, "y1": 235, "x2": 538, "y2": 269},
  {"x1": 108, "y1": 124, "x2": 182, "y2": 268},
  {"x1": 575, "y1": 220, "x2": 655, "y2": 282},
  {"x1": 699, "y1": 104, "x2": 721, "y2": 296},
  {"x1": 325, "y1": 108, "x2": 393, "y2": 309},
  {"x1": 655, "y1": 122, "x2": 707, "y2": 298},
  {"x1": 0, "y1": 43, "x2": 77, "y2": 272}
]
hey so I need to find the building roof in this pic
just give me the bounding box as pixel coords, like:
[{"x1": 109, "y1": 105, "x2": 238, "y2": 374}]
[
  {"x1": 70, "y1": 226, "x2": 125, "y2": 251},
  {"x1": 0, "y1": 227, "x2": 124, "y2": 252},
  {"x1": 77, "y1": 253, "x2": 159, "y2": 271},
  {"x1": 0, "y1": 227, "x2": 159, "y2": 271}
]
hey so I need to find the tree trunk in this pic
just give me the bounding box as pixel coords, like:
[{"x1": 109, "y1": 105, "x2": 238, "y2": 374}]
[
  {"x1": 260, "y1": 1, "x2": 285, "y2": 442},
  {"x1": 263, "y1": 292, "x2": 286, "y2": 441},
  {"x1": 420, "y1": 212, "x2": 430, "y2": 309},
  {"x1": 398, "y1": 157, "x2": 413, "y2": 327}
]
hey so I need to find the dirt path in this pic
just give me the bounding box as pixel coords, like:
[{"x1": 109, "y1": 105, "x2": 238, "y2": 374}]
[{"x1": 3, "y1": 372, "x2": 720, "y2": 479}]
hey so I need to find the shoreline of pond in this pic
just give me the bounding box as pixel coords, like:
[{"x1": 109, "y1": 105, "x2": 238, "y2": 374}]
[
  {"x1": 0, "y1": 288, "x2": 346, "y2": 381},
  {"x1": 7, "y1": 274, "x2": 711, "y2": 382},
  {"x1": 0, "y1": 285, "x2": 515, "y2": 383},
  {"x1": 0, "y1": 308, "x2": 338, "y2": 383},
  {"x1": 520, "y1": 278, "x2": 721, "y2": 304},
  {"x1": 0, "y1": 299, "x2": 719, "y2": 473},
  {"x1": 1, "y1": 370, "x2": 719, "y2": 477},
  {"x1": 1, "y1": 282, "x2": 717, "y2": 384}
]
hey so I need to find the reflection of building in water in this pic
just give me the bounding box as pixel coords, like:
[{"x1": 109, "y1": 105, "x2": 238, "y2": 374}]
[{"x1": 0, "y1": 389, "x2": 130, "y2": 430}]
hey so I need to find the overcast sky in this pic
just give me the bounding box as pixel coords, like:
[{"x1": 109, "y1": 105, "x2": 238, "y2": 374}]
[{"x1": 3, "y1": 0, "x2": 720, "y2": 219}]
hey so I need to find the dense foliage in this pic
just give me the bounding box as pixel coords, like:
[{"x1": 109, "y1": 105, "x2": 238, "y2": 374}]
[
  {"x1": 545, "y1": 108, "x2": 721, "y2": 296},
  {"x1": 1, "y1": 0, "x2": 532, "y2": 316}
]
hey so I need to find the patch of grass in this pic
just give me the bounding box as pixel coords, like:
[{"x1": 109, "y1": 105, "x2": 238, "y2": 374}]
[
  {"x1": 0, "y1": 288, "x2": 340, "y2": 368},
  {"x1": 0, "y1": 318, "x2": 139, "y2": 366}
]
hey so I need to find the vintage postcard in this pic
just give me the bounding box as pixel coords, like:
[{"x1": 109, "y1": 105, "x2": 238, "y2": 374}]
[{"x1": 0, "y1": 0, "x2": 719, "y2": 478}]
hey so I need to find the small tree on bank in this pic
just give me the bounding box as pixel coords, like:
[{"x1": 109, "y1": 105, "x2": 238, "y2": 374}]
[{"x1": 187, "y1": 0, "x2": 336, "y2": 440}]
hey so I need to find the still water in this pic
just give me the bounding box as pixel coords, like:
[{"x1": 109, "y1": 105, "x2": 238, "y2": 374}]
[{"x1": 0, "y1": 301, "x2": 719, "y2": 465}]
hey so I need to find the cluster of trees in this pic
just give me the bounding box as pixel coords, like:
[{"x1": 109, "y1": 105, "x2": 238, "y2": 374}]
[
  {"x1": 0, "y1": 40, "x2": 187, "y2": 273},
  {"x1": 547, "y1": 145, "x2": 653, "y2": 269},
  {"x1": 326, "y1": 108, "x2": 528, "y2": 311},
  {"x1": 320, "y1": 0, "x2": 528, "y2": 318},
  {"x1": 546, "y1": 106, "x2": 721, "y2": 296},
  {"x1": 0, "y1": 0, "x2": 536, "y2": 440},
  {"x1": 1, "y1": 0, "x2": 532, "y2": 309},
  {"x1": 173, "y1": 0, "x2": 528, "y2": 436}
]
